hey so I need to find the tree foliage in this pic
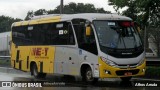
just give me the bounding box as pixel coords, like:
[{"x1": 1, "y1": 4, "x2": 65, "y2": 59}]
[
  {"x1": 108, "y1": 0, "x2": 159, "y2": 24},
  {"x1": 0, "y1": 15, "x2": 21, "y2": 33},
  {"x1": 25, "y1": 11, "x2": 34, "y2": 20},
  {"x1": 54, "y1": 2, "x2": 110, "y2": 14},
  {"x1": 25, "y1": 9, "x2": 47, "y2": 20},
  {"x1": 25, "y1": 2, "x2": 111, "y2": 20}
]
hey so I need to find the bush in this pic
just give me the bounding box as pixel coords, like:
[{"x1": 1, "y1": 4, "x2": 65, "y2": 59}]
[
  {"x1": 144, "y1": 66, "x2": 160, "y2": 78},
  {"x1": 0, "y1": 59, "x2": 10, "y2": 67}
]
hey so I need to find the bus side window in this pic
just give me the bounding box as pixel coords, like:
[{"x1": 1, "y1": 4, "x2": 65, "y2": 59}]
[
  {"x1": 53, "y1": 22, "x2": 75, "y2": 45},
  {"x1": 72, "y1": 19, "x2": 98, "y2": 55},
  {"x1": 12, "y1": 26, "x2": 33, "y2": 46},
  {"x1": 42, "y1": 22, "x2": 75, "y2": 45},
  {"x1": 12, "y1": 22, "x2": 76, "y2": 46}
]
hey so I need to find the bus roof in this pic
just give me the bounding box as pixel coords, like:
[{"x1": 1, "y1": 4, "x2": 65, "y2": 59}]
[{"x1": 12, "y1": 13, "x2": 132, "y2": 27}]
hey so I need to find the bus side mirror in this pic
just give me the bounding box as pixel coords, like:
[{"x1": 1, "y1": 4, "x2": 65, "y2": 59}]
[{"x1": 86, "y1": 26, "x2": 91, "y2": 36}]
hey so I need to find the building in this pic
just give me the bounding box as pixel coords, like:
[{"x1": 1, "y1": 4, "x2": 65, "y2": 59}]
[{"x1": 0, "y1": 31, "x2": 11, "y2": 56}]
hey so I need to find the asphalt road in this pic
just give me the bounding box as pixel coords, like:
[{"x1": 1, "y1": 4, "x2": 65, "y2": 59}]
[
  {"x1": 0, "y1": 69, "x2": 160, "y2": 90},
  {"x1": 0, "y1": 57, "x2": 160, "y2": 90}
]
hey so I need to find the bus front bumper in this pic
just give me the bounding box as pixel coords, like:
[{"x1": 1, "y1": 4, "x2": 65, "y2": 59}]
[{"x1": 98, "y1": 58, "x2": 146, "y2": 78}]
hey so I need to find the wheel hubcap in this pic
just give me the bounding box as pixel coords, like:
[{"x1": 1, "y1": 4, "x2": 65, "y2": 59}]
[{"x1": 86, "y1": 71, "x2": 93, "y2": 81}]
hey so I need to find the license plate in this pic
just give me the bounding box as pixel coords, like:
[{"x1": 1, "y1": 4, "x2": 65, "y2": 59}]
[{"x1": 124, "y1": 72, "x2": 132, "y2": 76}]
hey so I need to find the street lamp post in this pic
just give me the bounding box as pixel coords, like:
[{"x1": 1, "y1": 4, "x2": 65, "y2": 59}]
[{"x1": 60, "y1": 0, "x2": 63, "y2": 14}]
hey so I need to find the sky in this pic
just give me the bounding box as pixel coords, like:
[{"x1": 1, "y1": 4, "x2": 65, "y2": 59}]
[{"x1": 0, "y1": 0, "x2": 119, "y2": 20}]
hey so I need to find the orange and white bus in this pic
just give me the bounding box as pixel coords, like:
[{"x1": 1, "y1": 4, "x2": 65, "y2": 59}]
[{"x1": 11, "y1": 13, "x2": 146, "y2": 82}]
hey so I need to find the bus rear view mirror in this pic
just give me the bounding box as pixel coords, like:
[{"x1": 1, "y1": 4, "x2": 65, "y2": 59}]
[{"x1": 86, "y1": 26, "x2": 91, "y2": 36}]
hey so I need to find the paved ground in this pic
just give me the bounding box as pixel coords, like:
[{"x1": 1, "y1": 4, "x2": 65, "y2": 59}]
[
  {"x1": 0, "y1": 57, "x2": 160, "y2": 89},
  {"x1": 0, "y1": 67, "x2": 160, "y2": 90}
]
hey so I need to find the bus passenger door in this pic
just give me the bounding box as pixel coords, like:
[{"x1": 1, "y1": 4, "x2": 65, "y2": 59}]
[
  {"x1": 73, "y1": 19, "x2": 98, "y2": 76},
  {"x1": 65, "y1": 23, "x2": 80, "y2": 75}
]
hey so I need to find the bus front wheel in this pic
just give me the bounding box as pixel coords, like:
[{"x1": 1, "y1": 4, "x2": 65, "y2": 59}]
[
  {"x1": 82, "y1": 67, "x2": 98, "y2": 84},
  {"x1": 32, "y1": 63, "x2": 46, "y2": 79}
]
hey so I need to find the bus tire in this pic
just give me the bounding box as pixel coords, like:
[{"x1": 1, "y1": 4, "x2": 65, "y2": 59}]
[
  {"x1": 120, "y1": 76, "x2": 132, "y2": 81},
  {"x1": 82, "y1": 67, "x2": 98, "y2": 84},
  {"x1": 32, "y1": 63, "x2": 46, "y2": 79}
]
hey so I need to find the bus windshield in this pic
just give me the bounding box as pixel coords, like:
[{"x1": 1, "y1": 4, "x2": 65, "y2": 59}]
[{"x1": 93, "y1": 20, "x2": 143, "y2": 58}]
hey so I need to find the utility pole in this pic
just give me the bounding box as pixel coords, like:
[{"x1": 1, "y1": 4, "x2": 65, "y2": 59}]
[{"x1": 60, "y1": 0, "x2": 63, "y2": 14}]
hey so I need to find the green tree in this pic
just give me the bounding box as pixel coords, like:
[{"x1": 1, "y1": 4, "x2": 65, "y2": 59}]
[
  {"x1": 25, "y1": 11, "x2": 34, "y2": 20},
  {"x1": 49, "y1": 2, "x2": 110, "y2": 14},
  {"x1": 108, "y1": 0, "x2": 159, "y2": 25},
  {"x1": 34, "y1": 9, "x2": 47, "y2": 15},
  {"x1": 25, "y1": 9, "x2": 47, "y2": 20},
  {"x1": 0, "y1": 15, "x2": 21, "y2": 33},
  {"x1": 26, "y1": 2, "x2": 111, "y2": 19}
]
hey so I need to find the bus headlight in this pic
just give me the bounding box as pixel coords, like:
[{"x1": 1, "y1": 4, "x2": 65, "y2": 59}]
[{"x1": 100, "y1": 56, "x2": 117, "y2": 66}]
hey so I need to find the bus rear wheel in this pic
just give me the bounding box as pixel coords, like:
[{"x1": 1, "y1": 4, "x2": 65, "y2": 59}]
[
  {"x1": 82, "y1": 67, "x2": 98, "y2": 84},
  {"x1": 32, "y1": 63, "x2": 46, "y2": 79},
  {"x1": 120, "y1": 76, "x2": 132, "y2": 81}
]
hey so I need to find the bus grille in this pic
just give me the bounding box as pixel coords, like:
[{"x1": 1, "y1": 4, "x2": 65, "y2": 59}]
[{"x1": 116, "y1": 69, "x2": 139, "y2": 76}]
